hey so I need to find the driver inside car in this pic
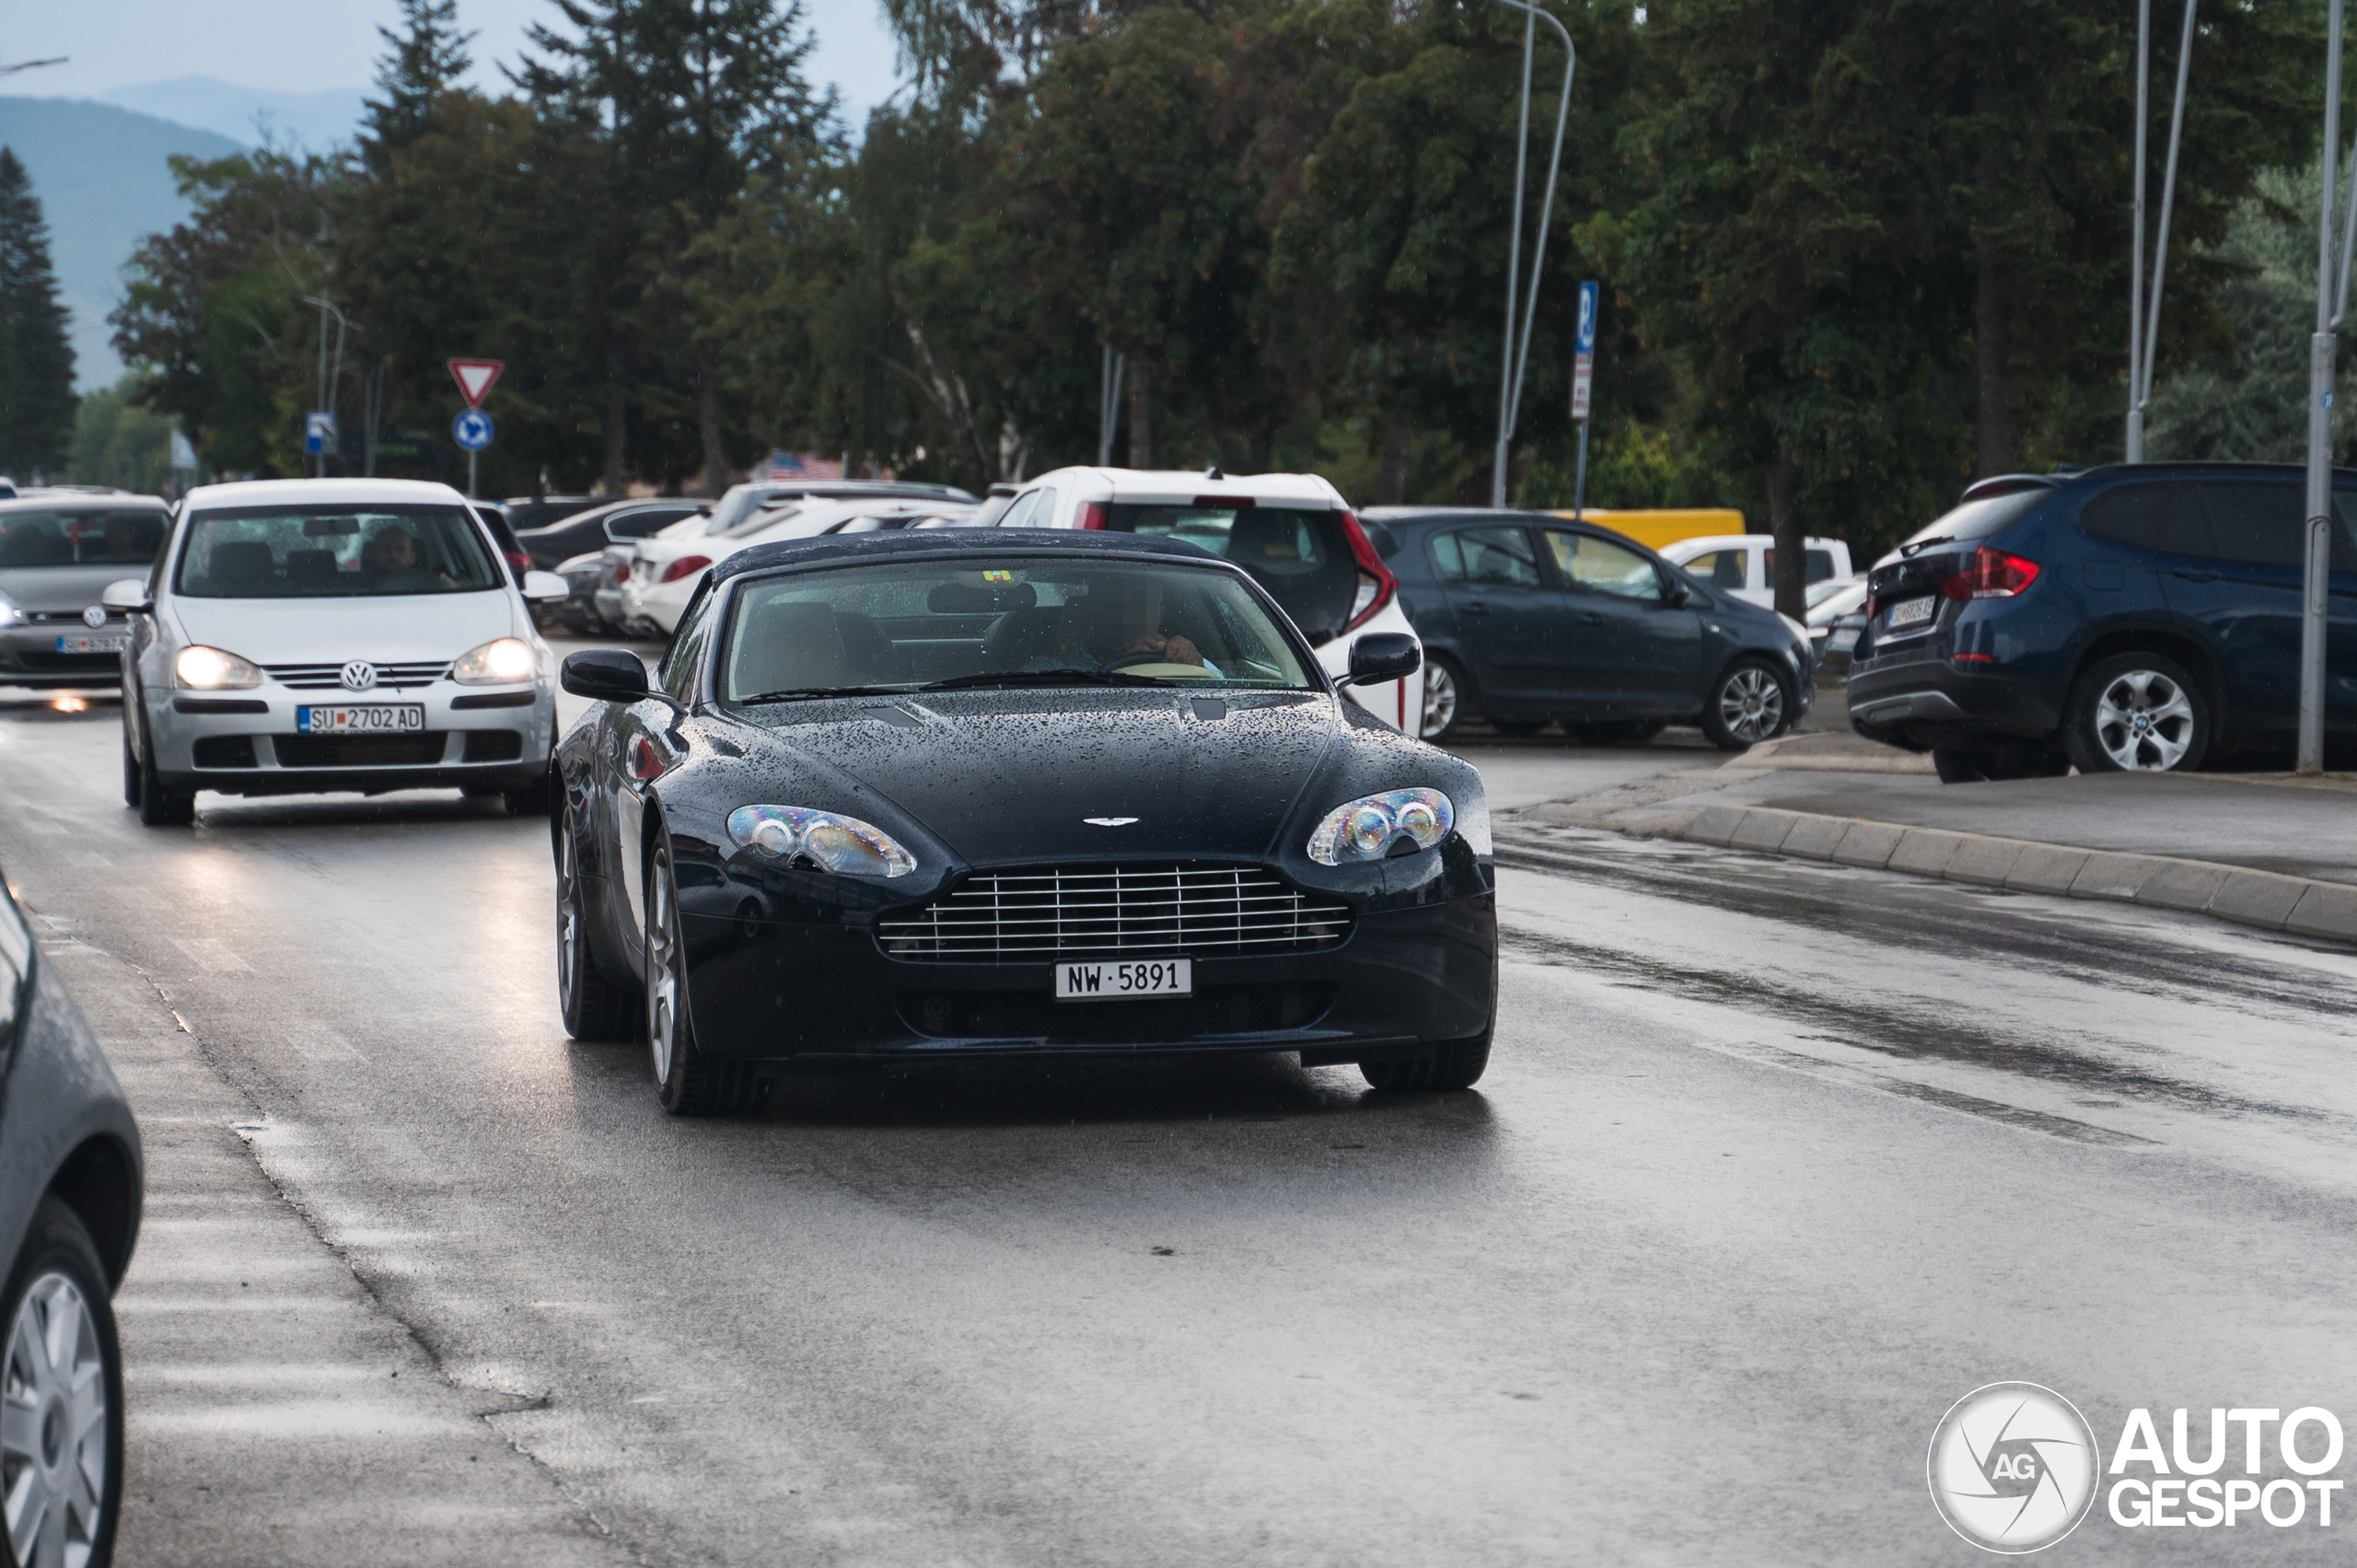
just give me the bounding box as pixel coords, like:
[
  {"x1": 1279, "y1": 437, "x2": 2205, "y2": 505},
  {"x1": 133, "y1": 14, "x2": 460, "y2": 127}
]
[
  {"x1": 361, "y1": 525, "x2": 450, "y2": 591},
  {"x1": 1057, "y1": 577, "x2": 1213, "y2": 671}
]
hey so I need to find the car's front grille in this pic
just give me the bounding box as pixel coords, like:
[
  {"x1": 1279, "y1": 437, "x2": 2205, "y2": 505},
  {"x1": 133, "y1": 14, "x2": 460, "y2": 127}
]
[
  {"x1": 192, "y1": 736, "x2": 257, "y2": 768},
  {"x1": 897, "y1": 983, "x2": 1335, "y2": 1041},
  {"x1": 272, "y1": 732, "x2": 448, "y2": 768},
  {"x1": 28, "y1": 610, "x2": 127, "y2": 624},
  {"x1": 263, "y1": 660, "x2": 450, "y2": 691},
  {"x1": 877, "y1": 865, "x2": 1353, "y2": 962},
  {"x1": 461, "y1": 730, "x2": 525, "y2": 762}
]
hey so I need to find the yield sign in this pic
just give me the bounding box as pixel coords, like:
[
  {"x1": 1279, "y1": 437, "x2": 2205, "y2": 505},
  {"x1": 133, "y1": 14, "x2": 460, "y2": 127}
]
[{"x1": 447, "y1": 358, "x2": 505, "y2": 409}]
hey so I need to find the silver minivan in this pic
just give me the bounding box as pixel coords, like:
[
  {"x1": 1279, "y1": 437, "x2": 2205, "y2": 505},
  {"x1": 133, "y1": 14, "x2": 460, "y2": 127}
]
[{"x1": 110, "y1": 479, "x2": 571, "y2": 826}]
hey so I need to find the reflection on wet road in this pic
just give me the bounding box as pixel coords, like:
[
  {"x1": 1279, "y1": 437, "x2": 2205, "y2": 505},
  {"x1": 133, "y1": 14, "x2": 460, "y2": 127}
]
[{"x1": 5, "y1": 691, "x2": 2356, "y2": 1566}]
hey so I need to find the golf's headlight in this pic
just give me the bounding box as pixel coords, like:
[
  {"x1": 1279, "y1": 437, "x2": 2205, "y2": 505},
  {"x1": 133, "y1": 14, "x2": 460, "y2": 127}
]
[
  {"x1": 453, "y1": 636, "x2": 539, "y2": 684},
  {"x1": 727, "y1": 805, "x2": 917, "y2": 878},
  {"x1": 1307, "y1": 787, "x2": 1455, "y2": 865},
  {"x1": 0, "y1": 592, "x2": 22, "y2": 627},
  {"x1": 175, "y1": 645, "x2": 261, "y2": 689}
]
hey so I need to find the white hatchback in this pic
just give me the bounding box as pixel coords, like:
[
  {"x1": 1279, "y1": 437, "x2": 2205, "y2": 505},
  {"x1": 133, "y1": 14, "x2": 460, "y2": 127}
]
[
  {"x1": 991, "y1": 468, "x2": 1426, "y2": 734},
  {"x1": 110, "y1": 478, "x2": 570, "y2": 825},
  {"x1": 616, "y1": 497, "x2": 979, "y2": 636},
  {"x1": 1658, "y1": 534, "x2": 1855, "y2": 609}
]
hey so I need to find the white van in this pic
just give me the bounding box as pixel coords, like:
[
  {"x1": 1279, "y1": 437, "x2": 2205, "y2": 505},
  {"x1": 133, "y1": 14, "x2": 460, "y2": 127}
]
[{"x1": 1658, "y1": 534, "x2": 1854, "y2": 609}]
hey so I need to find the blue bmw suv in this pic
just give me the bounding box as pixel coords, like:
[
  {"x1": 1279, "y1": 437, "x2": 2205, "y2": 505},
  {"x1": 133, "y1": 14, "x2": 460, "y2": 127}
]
[{"x1": 1849, "y1": 462, "x2": 2357, "y2": 779}]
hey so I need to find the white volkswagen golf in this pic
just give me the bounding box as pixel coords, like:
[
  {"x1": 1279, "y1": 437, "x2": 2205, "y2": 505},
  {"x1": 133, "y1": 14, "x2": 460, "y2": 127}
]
[{"x1": 109, "y1": 479, "x2": 569, "y2": 826}]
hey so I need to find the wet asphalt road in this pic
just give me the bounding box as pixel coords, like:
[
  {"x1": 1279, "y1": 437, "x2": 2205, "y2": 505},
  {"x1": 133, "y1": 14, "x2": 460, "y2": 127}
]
[{"x1": 5, "y1": 688, "x2": 2357, "y2": 1565}]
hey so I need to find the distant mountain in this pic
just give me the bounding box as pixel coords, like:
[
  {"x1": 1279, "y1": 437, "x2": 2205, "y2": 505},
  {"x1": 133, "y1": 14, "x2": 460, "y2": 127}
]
[
  {"x1": 0, "y1": 98, "x2": 243, "y2": 391},
  {"x1": 98, "y1": 78, "x2": 366, "y2": 156}
]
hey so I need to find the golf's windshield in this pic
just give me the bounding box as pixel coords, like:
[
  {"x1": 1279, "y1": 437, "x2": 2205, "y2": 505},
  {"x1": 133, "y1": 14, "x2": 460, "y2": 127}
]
[
  {"x1": 718, "y1": 558, "x2": 1317, "y2": 703},
  {"x1": 175, "y1": 505, "x2": 500, "y2": 598},
  {"x1": 0, "y1": 508, "x2": 168, "y2": 569}
]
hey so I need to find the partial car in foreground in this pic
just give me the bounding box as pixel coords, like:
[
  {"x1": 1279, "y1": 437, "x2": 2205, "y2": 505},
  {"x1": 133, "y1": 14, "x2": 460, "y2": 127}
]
[
  {"x1": 552, "y1": 529, "x2": 1497, "y2": 1113},
  {"x1": 110, "y1": 478, "x2": 570, "y2": 825},
  {"x1": 0, "y1": 495, "x2": 170, "y2": 689},
  {"x1": 0, "y1": 865, "x2": 144, "y2": 1568}
]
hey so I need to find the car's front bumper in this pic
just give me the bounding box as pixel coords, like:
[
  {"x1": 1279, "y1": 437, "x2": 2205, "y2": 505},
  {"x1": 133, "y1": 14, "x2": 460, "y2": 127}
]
[
  {"x1": 144, "y1": 680, "x2": 556, "y2": 796},
  {"x1": 0, "y1": 621, "x2": 130, "y2": 687}
]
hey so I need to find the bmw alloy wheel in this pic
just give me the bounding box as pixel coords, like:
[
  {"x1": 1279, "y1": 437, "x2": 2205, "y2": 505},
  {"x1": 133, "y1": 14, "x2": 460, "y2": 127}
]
[
  {"x1": 1715, "y1": 665, "x2": 1785, "y2": 744},
  {"x1": 2092, "y1": 668, "x2": 2196, "y2": 771},
  {"x1": 3, "y1": 1272, "x2": 109, "y2": 1568}
]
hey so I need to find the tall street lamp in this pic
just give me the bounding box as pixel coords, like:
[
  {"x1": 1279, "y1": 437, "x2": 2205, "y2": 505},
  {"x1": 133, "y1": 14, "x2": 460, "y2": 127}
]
[
  {"x1": 2124, "y1": 0, "x2": 2199, "y2": 463},
  {"x1": 1487, "y1": 0, "x2": 1574, "y2": 508},
  {"x1": 2297, "y1": 0, "x2": 2357, "y2": 772}
]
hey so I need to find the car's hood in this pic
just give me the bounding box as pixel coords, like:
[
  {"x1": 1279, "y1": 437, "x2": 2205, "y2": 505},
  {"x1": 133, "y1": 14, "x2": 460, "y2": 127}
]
[
  {"x1": 733, "y1": 689, "x2": 1348, "y2": 865},
  {"x1": 0, "y1": 564, "x2": 146, "y2": 615},
  {"x1": 168, "y1": 590, "x2": 521, "y2": 663}
]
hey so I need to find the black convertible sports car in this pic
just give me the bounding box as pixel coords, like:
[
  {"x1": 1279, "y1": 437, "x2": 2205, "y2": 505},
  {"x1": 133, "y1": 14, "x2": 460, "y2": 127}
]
[{"x1": 552, "y1": 529, "x2": 1497, "y2": 1114}]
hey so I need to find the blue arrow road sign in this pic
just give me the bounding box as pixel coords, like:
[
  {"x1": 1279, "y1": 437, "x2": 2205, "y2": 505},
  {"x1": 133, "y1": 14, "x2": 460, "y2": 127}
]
[
  {"x1": 305, "y1": 411, "x2": 336, "y2": 455},
  {"x1": 452, "y1": 409, "x2": 494, "y2": 451},
  {"x1": 1575, "y1": 281, "x2": 1597, "y2": 355}
]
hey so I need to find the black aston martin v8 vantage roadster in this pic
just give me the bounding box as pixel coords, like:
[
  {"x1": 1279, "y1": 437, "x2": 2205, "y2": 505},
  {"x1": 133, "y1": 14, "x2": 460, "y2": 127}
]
[{"x1": 552, "y1": 529, "x2": 1497, "y2": 1114}]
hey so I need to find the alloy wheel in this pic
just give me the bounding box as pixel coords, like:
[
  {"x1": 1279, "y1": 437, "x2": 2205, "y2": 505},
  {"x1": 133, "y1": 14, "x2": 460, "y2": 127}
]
[
  {"x1": 3, "y1": 1272, "x2": 109, "y2": 1568},
  {"x1": 557, "y1": 819, "x2": 583, "y2": 1013},
  {"x1": 1421, "y1": 662, "x2": 1458, "y2": 738},
  {"x1": 2093, "y1": 668, "x2": 2196, "y2": 771},
  {"x1": 647, "y1": 851, "x2": 681, "y2": 1084},
  {"x1": 1716, "y1": 667, "x2": 1785, "y2": 744}
]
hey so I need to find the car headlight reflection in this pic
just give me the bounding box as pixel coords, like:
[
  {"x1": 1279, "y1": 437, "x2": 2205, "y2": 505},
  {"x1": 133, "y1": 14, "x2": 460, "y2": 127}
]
[
  {"x1": 727, "y1": 805, "x2": 917, "y2": 878},
  {"x1": 1307, "y1": 787, "x2": 1455, "y2": 865},
  {"x1": 0, "y1": 591, "x2": 23, "y2": 627},
  {"x1": 452, "y1": 636, "x2": 539, "y2": 685},
  {"x1": 174, "y1": 645, "x2": 262, "y2": 690}
]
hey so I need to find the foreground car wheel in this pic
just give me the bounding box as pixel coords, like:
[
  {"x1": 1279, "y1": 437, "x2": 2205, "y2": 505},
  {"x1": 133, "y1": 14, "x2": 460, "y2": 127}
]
[
  {"x1": 2061, "y1": 653, "x2": 2209, "y2": 773},
  {"x1": 1360, "y1": 1026, "x2": 1491, "y2": 1092},
  {"x1": 558, "y1": 808, "x2": 640, "y2": 1042},
  {"x1": 644, "y1": 841, "x2": 730, "y2": 1115},
  {"x1": 1420, "y1": 654, "x2": 1466, "y2": 741},
  {"x1": 3, "y1": 1199, "x2": 123, "y2": 1568},
  {"x1": 134, "y1": 739, "x2": 193, "y2": 828},
  {"x1": 1701, "y1": 658, "x2": 1790, "y2": 751},
  {"x1": 119, "y1": 733, "x2": 139, "y2": 809},
  {"x1": 505, "y1": 769, "x2": 554, "y2": 819}
]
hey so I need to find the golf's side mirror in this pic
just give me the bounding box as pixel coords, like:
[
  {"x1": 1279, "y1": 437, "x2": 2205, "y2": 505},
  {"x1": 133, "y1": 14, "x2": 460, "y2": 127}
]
[
  {"x1": 561, "y1": 648, "x2": 651, "y2": 703},
  {"x1": 522, "y1": 570, "x2": 570, "y2": 603},
  {"x1": 1342, "y1": 633, "x2": 1422, "y2": 687},
  {"x1": 101, "y1": 578, "x2": 151, "y2": 613}
]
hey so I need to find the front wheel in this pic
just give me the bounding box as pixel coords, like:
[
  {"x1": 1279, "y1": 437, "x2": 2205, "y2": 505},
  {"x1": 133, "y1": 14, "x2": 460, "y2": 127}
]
[
  {"x1": 2061, "y1": 653, "x2": 2210, "y2": 773},
  {"x1": 3, "y1": 1198, "x2": 124, "y2": 1568},
  {"x1": 505, "y1": 768, "x2": 554, "y2": 819},
  {"x1": 1700, "y1": 658, "x2": 1792, "y2": 751},
  {"x1": 645, "y1": 838, "x2": 730, "y2": 1115},
  {"x1": 120, "y1": 731, "x2": 140, "y2": 808},
  {"x1": 1420, "y1": 654, "x2": 1467, "y2": 742},
  {"x1": 134, "y1": 738, "x2": 193, "y2": 827},
  {"x1": 559, "y1": 806, "x2": 640, "y2": 1041},
  {"x1": 1361, "y1": 1027, "x2": 1491, "y2": 1092}
]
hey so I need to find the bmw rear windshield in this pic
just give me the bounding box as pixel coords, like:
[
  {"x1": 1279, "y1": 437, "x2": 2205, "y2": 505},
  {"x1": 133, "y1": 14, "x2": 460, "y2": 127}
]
[
  {"x1": 174, "y1": 505, "x2": 500, "y2": 598},
  {"x1": 1897, "y1": 486, "x2": 2053, "y2": 552}
]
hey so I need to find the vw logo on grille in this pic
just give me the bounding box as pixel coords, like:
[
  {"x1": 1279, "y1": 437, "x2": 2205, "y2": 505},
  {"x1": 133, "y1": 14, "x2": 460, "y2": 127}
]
[
  {"x1": 80, "y1": 604, "x2": 108, "y2": 629},
  {"x1": 340, "y1": 660, "x2": 379, "y2": 691}
]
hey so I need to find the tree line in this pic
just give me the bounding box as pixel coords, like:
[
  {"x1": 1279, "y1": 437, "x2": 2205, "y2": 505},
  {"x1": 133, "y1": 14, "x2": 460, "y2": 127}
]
[{"x1": 107, "y1": 0, "x2": 2337, "y2": 563}]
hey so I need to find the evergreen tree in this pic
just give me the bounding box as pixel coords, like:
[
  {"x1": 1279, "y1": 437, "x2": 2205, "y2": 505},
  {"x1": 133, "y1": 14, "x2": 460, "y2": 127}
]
[
  {"x1": 363, "y1": 0, "x2": 476, "y2": 169},
  {"x1": 0, "y1": 147, "x2": 76, "y2": 479}
]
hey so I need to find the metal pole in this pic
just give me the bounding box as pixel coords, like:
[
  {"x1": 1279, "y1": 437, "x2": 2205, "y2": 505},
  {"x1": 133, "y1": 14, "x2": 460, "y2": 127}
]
[
  {"x1": 468, "y1": 448, "x2": 479, "y2": 501},
  {"x1": 1098, "y1": 347, "x2": 1126, "y2": 466},
  {"x1": 2127, "y1": 0, "x2": 2149, "y2": 462},
  {"x1": 2299, "y1": 0, "x2": 2345, "y2": 774},
  {"x1": 1486, "y1": 0, "x2": 1576, "y2": 508},
  {"x1": 2136, "y1": 0, "x2": 2199, "y2": 428},
  {"x1": 312, "y1": 299, "x2": 329, "y2": 478},
  {"x1": 1571, "y1": 418, "x2": 1590, "y2": 522}
]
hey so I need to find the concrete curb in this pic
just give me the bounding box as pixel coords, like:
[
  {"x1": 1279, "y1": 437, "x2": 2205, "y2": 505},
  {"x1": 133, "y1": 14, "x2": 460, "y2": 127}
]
[{"x1": 1665, "y1": 807, "x2": 2357, "y2": 944}]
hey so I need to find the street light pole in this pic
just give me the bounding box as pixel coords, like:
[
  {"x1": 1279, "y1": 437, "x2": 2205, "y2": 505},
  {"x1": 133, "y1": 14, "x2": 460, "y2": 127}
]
[
  {"x1": 1486, "y1": 0, "x2": 1575, "y2": 508},
  {"x1": 300, "y1": 296, "x2": 352, "y2": 478},
  {"x1": 2125, "y1": 0, "x2": 2199, "y2": 463},
  {"x1": 2298, "y1": 0, "x2": 2357, "y2": 772}
]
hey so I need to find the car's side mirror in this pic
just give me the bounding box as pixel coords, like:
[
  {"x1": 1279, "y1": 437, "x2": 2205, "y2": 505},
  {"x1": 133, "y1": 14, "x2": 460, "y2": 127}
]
[
  {"x1": 100, "y1": 578, "x2": 151, "y2": 612},
  {"x1": 522, "y1": 570, "x2": 570, "y2": 603},
  {"x1": 1661, "y1": 579, "x2": 1690, "y2": 608},
  {"x1": 1342, "y1": 632, "x2": 1422, "y2": 687},
  {"x1": 561, "y1": 649, "x2": 651, "y2": 703}
]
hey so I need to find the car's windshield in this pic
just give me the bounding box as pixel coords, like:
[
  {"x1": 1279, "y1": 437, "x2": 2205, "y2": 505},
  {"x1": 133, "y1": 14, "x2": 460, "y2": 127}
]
[
  {"x1": 1898, "y1": 487, "x2": 2051, "y2": 552},
  {"x1": 0, "y1": 507, "x2": 168, "y2": 569},
  {"x1": 174, "y1": 504, "x2": 500, "y2": 598},
  {"x1": 1106, "y1": 505, "x2": 1360, "y2": 644},
  {"x1": 718, "y1": 557, "x2": 1318, "y2": 702}
]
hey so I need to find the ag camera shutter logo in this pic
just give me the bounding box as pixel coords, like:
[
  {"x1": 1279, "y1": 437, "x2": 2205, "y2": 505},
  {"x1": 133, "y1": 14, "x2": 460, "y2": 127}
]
[{"x1": 1927, "y1": 1383, "x2": 2101, "y2": 1553}]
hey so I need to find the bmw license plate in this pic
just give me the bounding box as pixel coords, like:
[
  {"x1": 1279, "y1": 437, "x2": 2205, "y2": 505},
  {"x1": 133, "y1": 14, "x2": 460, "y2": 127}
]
[
  {"x1": 53, "y1": 633, "x2": 127, "y2": 654},
  {"x1": 296, "y1": 703, "x2": 424, "y2": 735},
  {"x1": 1887, "y1": 597, "x2": 1935, "y2": 632},
  {"x1": 1055, "y1": 958, "x2": 1192, "y2": 1002}
]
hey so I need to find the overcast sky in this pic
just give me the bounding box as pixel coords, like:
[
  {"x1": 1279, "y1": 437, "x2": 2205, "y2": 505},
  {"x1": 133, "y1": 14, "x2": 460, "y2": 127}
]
[{"x1": 8, "y1": 0, "x2": 906, "y2": 131}]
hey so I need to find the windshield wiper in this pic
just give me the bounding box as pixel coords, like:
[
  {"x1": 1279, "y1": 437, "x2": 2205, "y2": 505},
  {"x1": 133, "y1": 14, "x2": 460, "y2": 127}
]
[
  {"x1": 733, "y1": 685, "x2": 895, "y2": 703},
  {"x1": 1898, "y1": 534, "x2": 1956, "y2": 557},
  {"x1": 917, "y1": 669, "x2": 1173, "y2": 691}
]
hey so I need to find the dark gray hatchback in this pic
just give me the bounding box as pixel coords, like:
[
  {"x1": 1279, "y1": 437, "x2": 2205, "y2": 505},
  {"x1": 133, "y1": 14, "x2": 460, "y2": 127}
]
[{"x1": 0, "y1": 869, "x2": 143, "y2": 1568}]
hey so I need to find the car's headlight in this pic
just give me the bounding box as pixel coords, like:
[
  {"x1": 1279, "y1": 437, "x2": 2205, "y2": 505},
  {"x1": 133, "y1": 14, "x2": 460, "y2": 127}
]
[
  {"x1": 727, "y1": 805, "x2": 917, "y2": 878},
  {"x1": 0, "y1": 591, "x2": 22, "y2": 627},
  {"x1": 1307, "y1": 787, "x2": 1456, "y2": 865},
  {"x1": 452, "y1": 636, "x2": 539, "y2": 685},
  {"x1": 175, "y1": 645, "x2": 262, "y2": 689}
]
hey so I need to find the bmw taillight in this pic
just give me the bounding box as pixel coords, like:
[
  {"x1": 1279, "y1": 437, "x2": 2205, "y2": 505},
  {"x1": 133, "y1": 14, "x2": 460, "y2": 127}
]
[
  {"x1": 659, "y1": 554, "x2": 712, "y2": 584},
  {"x1": 1077, "y1": 501, "x2": 1109, "y2": 530},
  {"x1": 1340, "y1": 510, "x2": 1398, "y2": 633},
  {"x1": 1940, "y1": 547, "x2": 2040, "y2": 600}
]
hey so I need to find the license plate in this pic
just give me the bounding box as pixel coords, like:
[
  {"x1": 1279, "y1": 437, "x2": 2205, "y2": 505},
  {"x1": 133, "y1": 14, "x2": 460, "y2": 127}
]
[
  {"x1": 296, "y1": 703, "x2": 424, "y2": 735},
  {"x1": 53, "y1": 633, "x2": 127, "y2": 654},
  {"x1": 1054, "y1": 958, "x2": 1192, "y2": 1002},
  {"x1": 1887, "y1": 597, "x2": 1935, "y2": 631}
]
